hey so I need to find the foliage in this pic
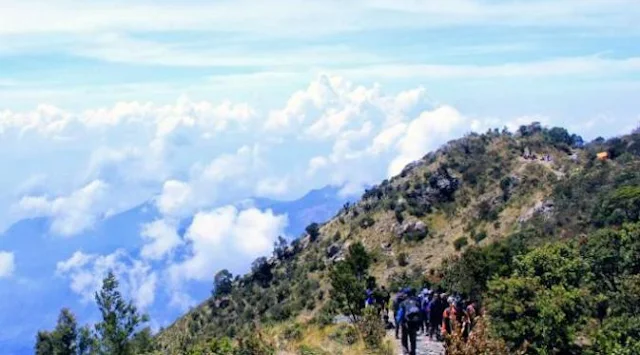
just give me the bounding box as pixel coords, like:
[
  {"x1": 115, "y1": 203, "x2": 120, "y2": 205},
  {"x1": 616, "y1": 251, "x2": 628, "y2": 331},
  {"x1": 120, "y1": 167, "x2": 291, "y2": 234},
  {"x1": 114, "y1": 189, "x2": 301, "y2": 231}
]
[
  {"x1": 251, "y1": 257, "x2": 273, "y2": 287},
  {"x1": 445, "y1": 317, "x2": 512, "y2": 355},
  {"x1": 94, "y1": 271, "x2": 148, "y2": 355},
  {"x1": 453, "y1": 237, "x2": 469, "y2": 251},
  {"x1": 396, "y1": 252, "x2": 409, "y2": 267},
  {"x1": 235, "y1": 331, "x2": 275, "y2": 355},
  {"x1": 213, "y1": 269, "x2": 234, "y2": 297},
  {"x1": 36, "y1": 272, "x2": 149, "y2": 355},
  {"x1": 360, "y1": 307, "x2": 385, "y2": 350},
  {"x1": 588, "y1": 316, "x2": 640, "y2": 355},
  {"x1": 282, "y1": 323, "x2": 304, "y2": 341},
  {"x1": 329, "y1": 324, "x2": 359, "y2": 346},
  {"x1": 329, "y1": 241, "x2": 371, "y2": 323},
  {"x1": 593, "y1": 186, "x2": 640, "y2": 226},
  {"x1": 305, "y1": 223, "x2": 320, "y2": 242},
  {"x1": 473, "y1": 230, "x2": 487, "y2": 244}
]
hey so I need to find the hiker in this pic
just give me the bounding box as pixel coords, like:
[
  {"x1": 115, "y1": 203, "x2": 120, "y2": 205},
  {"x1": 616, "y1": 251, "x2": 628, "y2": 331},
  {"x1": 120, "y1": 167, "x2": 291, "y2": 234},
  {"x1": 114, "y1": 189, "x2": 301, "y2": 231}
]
[
  {"x1": 442, "y1": 299, "x2": 458, "y2": 338},
  {"x1": 428, "y1": 293, "x2": 444, "y2": 340},
  {"x1": 422, "y1": 291, "x2": 432, "y2": 336},
  {"x1": 379, "y1": 286, "x2": 391, "y2": 316},
  {"x1": 462, "y1": 300, "x2": 477, "y2": 340},
  {"x1": 365, "y1": 289, "x2": 375, "y2": 308},
  {"x1": 418, "y1": 289, "x2": 431, "y2": 334},
  {"x1": 392, "y1": 290, "x2": 406, "y2": 339},
  {"x1": 396, "y1": 288, "x2": 422, "y2": 355}
]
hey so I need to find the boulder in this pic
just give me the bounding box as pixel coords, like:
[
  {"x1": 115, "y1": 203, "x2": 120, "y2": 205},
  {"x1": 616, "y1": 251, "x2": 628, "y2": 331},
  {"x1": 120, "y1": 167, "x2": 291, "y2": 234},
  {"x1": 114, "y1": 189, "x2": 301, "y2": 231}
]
[
  {"x1": 394, "y1": 220, "x2": 428, "y2": 239},
  {"x1": 326, "y1": 243, "x2": 341, "y2": 258}
]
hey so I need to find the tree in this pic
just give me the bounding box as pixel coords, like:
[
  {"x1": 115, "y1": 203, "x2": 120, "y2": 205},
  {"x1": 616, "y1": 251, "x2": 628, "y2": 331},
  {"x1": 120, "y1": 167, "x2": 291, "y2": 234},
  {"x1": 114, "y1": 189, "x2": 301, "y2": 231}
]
[
  {"x1": 330, "y1": 260, "x2": 367, "y2": 323},
  {"x1": 35, "y1": 331, "x2": 54, "y2": 355},
  {"x1": 130, "y1": 327, "x2": 154, "y2": 354},
  {"x1": 487, "y1": 244, "x2": 589, "y2": 353},
  {"x1": 305, "y1": 222, "x2": 320, "y2": 242},
  {"x1": 251, "y1": 257, "x2": 273, "y2": 287},
  {"x1": 345, "y1": 241, "x2": 370, "y2": 280},
  {"x1": 77, "y1": 325, "x2": 96, "y2": 355},
  {"x1": 272, "y1": 236, "x2": 288, "y2": 260},
  {"x1": 213, "y1": 269, "x2": 234, "y2": 297},
  {"x1": 52, "y1": 308, "x2": 78, "y2": 355},
  {"x1": 329, "y1": 241, "x2": 371, "y2": 323},
  {"x1": 94, "y1": 271, "x2": 148, "y2": 355},
  {"x1": 35, "y1": 309, "x2": 80, "y2": 355}
]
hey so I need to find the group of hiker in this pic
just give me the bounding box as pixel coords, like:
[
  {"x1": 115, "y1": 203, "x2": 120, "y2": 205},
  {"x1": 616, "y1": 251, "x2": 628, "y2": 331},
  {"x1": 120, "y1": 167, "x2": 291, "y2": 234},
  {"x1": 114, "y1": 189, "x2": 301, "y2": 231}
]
[{"x1": 365, "y1": 286, "x2": 477, "y2": 355}]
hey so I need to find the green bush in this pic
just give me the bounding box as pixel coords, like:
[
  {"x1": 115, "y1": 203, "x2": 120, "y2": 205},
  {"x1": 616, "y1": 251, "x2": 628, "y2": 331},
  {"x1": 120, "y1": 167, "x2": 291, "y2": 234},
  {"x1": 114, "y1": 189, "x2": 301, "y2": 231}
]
[
  {"x1": 397, "y1": 252, "x2": 409, "y2": 267},
  {"x1": 329, "y1": 324, "x2": 358, "y2": 346},
  {"x1": 360, "y1": 307, "x2": 385, "y2": 350},
  {"x1": 282, "y1": 323, "x2": 303, "y2": 341},
  {"x1": 474, "y1": 230, "x2": 488, "y2": 244},
  {"x1": 297, "y1": 344, "x2": 329, "y2": 355},
  {"x1": 453, "y1": 237, "x2": 468, "y2": 251}
]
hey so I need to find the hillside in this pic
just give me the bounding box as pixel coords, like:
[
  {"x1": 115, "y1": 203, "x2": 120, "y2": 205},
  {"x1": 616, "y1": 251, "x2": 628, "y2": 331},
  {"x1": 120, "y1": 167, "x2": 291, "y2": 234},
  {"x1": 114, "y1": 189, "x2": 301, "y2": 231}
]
[
  {"x1": 39, "y1": 122, "x2": 640, "y2": 354},
  {"x1": 150, "y1": 122, "x2": 638, "y2": 353}
]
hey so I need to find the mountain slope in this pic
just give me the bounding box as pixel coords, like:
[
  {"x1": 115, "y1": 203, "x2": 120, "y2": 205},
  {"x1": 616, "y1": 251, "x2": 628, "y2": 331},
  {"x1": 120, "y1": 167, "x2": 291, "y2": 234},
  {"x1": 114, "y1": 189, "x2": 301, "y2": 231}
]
[
  {"x1": 155, "y1": 124, "x2": 603, "y2": 352},
  {"x1": 1, "y1": 187, "x2": 348, "y2": 355}
]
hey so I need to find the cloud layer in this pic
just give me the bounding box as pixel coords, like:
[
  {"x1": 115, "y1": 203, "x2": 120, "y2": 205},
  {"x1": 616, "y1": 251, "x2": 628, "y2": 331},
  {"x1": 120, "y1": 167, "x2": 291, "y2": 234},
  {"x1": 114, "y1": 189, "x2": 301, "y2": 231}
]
[
  {"x1": 1, "y1": 74, "x2": 635, "y2": 314},
  {"x1": 0, "y1": 251, "x2": 15, "y2": 278}
]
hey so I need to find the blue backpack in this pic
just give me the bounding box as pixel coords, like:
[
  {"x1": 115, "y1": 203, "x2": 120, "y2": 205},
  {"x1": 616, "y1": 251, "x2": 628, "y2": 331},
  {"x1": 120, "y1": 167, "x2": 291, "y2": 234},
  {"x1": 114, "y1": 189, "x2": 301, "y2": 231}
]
[{"x1": 404, "y1": 299, "x2": 422, "y2": 323}]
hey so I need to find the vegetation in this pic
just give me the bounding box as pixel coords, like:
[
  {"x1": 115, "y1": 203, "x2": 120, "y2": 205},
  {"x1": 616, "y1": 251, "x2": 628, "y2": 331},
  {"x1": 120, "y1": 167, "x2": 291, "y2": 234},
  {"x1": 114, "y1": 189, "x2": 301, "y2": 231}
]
[
  {"x1": 36, "y1": 271, "x2": 151, "y2": 355},
  {"x1": 38, "y1": 124, "x2": 640, "y2": 354}
]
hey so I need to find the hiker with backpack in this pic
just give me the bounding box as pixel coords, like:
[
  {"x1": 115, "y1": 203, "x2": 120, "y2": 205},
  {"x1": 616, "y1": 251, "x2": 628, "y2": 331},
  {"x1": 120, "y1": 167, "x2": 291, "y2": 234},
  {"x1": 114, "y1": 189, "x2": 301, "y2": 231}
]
[
  {"x1": 429, "y1": 293, "x2": 445, "y2": 340},
  {"x1": 392, "y1": 290, "x2": 406, "y2": 339},
  {"x1": 396, "y1": 288, "x2": 422, "y2": 355},
  {"x1": 380, "y1": 286, "x2": 391, "y2": 316},
  {"x1": 442, "y1": 298, "x2": 458, "y2": 338},
  {"x1": 421, "y1": 291, "x2": 432, "y2": 336}
]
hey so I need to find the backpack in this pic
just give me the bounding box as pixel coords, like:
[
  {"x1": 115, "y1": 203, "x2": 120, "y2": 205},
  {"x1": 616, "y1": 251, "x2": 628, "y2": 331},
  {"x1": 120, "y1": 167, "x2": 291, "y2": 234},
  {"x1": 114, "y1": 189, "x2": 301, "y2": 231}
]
[{"x1": 403, "y1": 299, "x2": 422, "y2": 323}]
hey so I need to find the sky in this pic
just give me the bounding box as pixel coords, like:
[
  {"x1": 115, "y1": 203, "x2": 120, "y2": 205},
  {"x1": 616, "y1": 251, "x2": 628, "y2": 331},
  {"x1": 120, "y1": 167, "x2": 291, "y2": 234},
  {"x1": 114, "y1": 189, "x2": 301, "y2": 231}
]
[{"x1": 1, "y1": 0, "x2": 640, "y2": 352}]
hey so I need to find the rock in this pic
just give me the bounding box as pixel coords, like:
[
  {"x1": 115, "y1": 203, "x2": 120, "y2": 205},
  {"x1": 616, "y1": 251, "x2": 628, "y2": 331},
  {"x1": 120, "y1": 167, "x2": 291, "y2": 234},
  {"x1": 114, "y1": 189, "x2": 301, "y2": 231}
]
[
  {"x1": 395, "y1": 220, "x2": 428, "y2": 239},
  {"x1": 326, "y1": 243, "x2": 341, "y2": 258},
  {"x1": 518, "y1": 200, "x2": 555, "y2": 223}
]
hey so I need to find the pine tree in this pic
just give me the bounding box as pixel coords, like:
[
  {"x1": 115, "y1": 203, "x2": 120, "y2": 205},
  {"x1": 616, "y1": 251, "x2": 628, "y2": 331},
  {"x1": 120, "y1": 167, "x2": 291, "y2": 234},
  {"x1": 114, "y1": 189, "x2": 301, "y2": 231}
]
[
  {"x1": 52, "y1": 308, "x2": 78, "y2": 355},
  {"x1": 93, "y1": 271, "x2": 147, "y2": 355}
]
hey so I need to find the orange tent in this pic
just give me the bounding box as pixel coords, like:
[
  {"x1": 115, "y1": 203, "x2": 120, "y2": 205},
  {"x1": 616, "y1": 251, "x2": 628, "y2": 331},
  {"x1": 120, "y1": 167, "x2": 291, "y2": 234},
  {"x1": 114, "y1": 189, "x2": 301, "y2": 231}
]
[{"x1": 597, "y1": 152, "x2": 609, "y2": 160}]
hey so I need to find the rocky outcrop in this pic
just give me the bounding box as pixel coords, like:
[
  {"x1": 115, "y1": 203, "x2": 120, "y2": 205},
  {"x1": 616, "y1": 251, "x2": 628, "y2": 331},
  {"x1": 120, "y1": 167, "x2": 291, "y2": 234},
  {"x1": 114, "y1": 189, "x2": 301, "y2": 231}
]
[
  {"x1": 395, "y1": 220, "x2": 428, "y2": 240},
  {"x1": 519, "y1": 200, "x2": 555, "y2": 223}
]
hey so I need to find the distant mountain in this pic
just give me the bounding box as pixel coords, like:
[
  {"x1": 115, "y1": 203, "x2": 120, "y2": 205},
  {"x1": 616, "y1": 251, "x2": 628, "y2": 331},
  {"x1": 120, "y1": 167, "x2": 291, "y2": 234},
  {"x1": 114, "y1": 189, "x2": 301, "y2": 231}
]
[
  {"x1": 250, "y1": 185, "x2": 353, "y2": 238},
  {"x1": 0, "y1": 186, "x2": 350, "y2": 355}
]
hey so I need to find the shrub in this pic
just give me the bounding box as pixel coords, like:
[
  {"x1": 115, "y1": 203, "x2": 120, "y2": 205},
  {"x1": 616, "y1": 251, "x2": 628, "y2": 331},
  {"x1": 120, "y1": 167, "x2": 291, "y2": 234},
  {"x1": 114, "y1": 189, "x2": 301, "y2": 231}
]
[
  {"x1": 359, "y1": 216, "x2": 375, "y2": 229},
  {"x1": 360, "y1": 307, "x2": 385, "y2": 350},
  {"x1": 329, "y1": 324, "x2": 359, "y2": 346},
  {"x1": 298, "y1": 344, "x2": 329, "y2": 355},
  {"x1": 395, "y1": 210, "x2": 404, "y2": 224},
  {"x1": 236, "y1": 331, "x2": 275, "y2": 355},
  {"x1": 306, "y1": 223, "x2": 321, "y2": 242},
  {"x1": 282, "y1": 323, "x2": 303, "y2": 341},
  {"x1": 454, "y1": 237, "x2": 469, "y2": 251},
  {"x1": 397, "y1": 252, "x2": 409, "y2": 267},
  {"x1": 474, "y1": 230, "x2": 487, "y2": 244}
]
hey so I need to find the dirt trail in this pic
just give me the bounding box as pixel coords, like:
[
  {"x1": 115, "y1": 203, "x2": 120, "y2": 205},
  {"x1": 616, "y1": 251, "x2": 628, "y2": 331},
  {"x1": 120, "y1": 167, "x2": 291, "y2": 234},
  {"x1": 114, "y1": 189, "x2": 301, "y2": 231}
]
[{"x1": 390, "y1": 330, "x2": 445, "y2": 355}]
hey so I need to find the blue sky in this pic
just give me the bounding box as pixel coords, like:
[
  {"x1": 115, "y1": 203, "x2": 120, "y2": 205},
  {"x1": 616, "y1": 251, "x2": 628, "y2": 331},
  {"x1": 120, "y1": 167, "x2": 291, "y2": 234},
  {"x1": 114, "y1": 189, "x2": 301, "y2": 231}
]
[{"x1": 1, "y1": 0, "x2": 640, "y2": 353}]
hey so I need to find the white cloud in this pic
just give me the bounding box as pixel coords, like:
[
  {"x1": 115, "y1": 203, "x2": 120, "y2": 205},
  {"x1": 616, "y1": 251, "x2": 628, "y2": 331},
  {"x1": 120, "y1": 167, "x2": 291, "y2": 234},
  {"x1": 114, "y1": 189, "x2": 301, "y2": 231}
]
[
  {"x1": 0, "y1": 251, "x2": 15, "y2": 278},
  {"x1": 154, "y1": 145, "x2": 264, "y2": 217},
  {"x1": 389, "y1": 106, "x2": 467, "y2": 176},
  {"x1": 341, "y1": 56, "x2": 640, "y2": 80},
  {"x1": 140, "y1": 219, "x2": 183, "y2": 261},
  {"x1": 169, "y1": 206, "x2": 287, "y2": 283},
  {"x1": 56, "y1": 249, "x2": 157, "y2": 309},
  {"x1": 156, "y1": 180, "x2": 193, "y2": 217},
  {"x1": 255, "y1": 177, "x2": 289, "y2": 197},
  {"x1": 0, "y1": 1, "x2": 638, "y2": 38},
  {"x1": 14, "y1": 180, "x2": 108, "y2": 237}
]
